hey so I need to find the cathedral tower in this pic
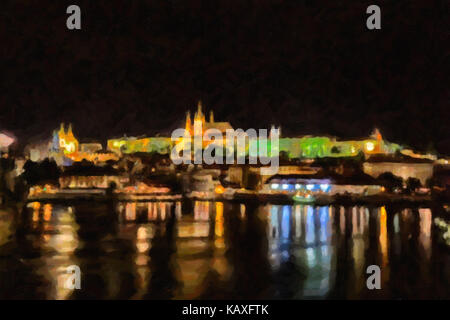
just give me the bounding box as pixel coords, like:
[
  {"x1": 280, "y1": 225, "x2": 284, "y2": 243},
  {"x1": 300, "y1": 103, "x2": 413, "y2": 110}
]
[{"x1": 185, "y1": 111, "x2": 192, "y2": 134}]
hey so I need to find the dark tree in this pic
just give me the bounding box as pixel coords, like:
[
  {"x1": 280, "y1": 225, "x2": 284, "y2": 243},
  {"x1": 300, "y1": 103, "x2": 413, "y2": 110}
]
[
  {"x1": 377, "y1": 172, "x2": 403, "y2": 193},
  {"x1": 21, "y1": 158, "x2": 60, "y2": 186},
  {"x1": 406, "y1": 177, "x2": 421, "y2": 194}
]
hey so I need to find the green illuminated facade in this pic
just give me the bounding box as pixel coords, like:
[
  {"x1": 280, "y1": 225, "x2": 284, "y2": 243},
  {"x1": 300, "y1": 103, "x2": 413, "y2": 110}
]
[
  {"x1": 107, "y1": 133, "x2": 401, "y2": 159},
  {"x1": 107, "y1": 137, "x2": 172, "y2": 154}
]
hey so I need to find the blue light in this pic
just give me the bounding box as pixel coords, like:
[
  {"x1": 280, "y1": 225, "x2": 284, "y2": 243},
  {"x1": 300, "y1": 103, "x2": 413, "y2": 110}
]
[{"x1": 282, "y1": 206, "x2": 291, "y2": 239}]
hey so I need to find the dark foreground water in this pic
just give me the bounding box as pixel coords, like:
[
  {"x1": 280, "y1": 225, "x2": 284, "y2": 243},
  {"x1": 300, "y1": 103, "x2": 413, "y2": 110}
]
[{"x1": 0, "y1": 200, "x2": 448, "y2": 299}]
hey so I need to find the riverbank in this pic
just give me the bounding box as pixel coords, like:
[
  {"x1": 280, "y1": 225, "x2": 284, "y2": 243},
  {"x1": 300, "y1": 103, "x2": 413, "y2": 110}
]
[{"x1": 27, "y1": 188, "x2": 444, "y2": 207}]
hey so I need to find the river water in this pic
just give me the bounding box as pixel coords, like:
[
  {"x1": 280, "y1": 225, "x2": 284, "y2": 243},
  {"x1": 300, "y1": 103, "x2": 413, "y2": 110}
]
[{"x1": 0, "y1": 200, "x2": 448, "y2": 299}]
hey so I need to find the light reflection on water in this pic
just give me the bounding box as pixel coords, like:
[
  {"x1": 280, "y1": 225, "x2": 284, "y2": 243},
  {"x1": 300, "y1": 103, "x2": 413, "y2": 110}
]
[{"x1": 0, "y1": 200, "x2": 448, "y2": 299}]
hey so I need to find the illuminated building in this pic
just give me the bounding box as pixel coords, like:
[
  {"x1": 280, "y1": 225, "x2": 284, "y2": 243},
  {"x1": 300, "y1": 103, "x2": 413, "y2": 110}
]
[
  {"x1": 278, "y1": 129, "x2": 401, "y2": 159},
  {"x1": 26, "y1": 104, "x2": 430, "y2": 170},
  {"x1": 186, "y1": 100, "x2": 233, "y2": 137},
  {"x1": 363, "y1": 158, "x2": 434, "y2": 184},
  {"x1": 80, "y1": 143, "x2": 102, "y2": 153},
  {"x1": 106, "y1": 102, "x2": 403, "y2": 161},
  {"x1": 107, "y1": 136, "x2": 172, "y2": 154},
  {"x1": 48, "y1": 123, "x2": 118, "y2": 165},
  {"x1": 180, "y1": 100, "x2": 234, "y2": 152},
  {"x1": 27, "y1": 140, "x2": 52, "y2": 162},
  {"x1": 400, "y1": 149, "x2": 437, "y2": 161},
  {"x1": 107, "y1": 101, "x2": 233, "y2": 154},
  {"x1": 59, "y1": 175, "x2": 123, "y2": 189},
  {"x1": 68, "y1": 151, "x2": 119, "y2": 163},
  {"x1": 55, "y1": 123, "x2": 79, "y2": 155}
]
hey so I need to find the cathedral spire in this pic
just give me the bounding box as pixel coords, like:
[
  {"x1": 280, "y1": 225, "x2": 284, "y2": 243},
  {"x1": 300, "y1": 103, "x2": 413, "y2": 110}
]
[
  {"x1": 185, "y1": 111, "x2": 192, "y2": 132},
  {"x1": 67, "y1": 123, "x2": 74, "y2": 136},
  {"x1": 194, "y1": 100, "x2": 205, "y2": 125},
  {"x1": 197, "y1": 100, "x2": 202, "y2": 115},
  {"x1": 195, "y1": 100, "x2": 204, "y2": 120},
  {"x1": 58, "y1": 123, "x2": 66, "y2": 141}
]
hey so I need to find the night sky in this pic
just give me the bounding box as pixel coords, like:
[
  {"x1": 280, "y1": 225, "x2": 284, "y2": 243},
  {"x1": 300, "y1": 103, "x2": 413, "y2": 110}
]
[{"x1": 0, "y1": 0, "x2": 448, "y2": 154}]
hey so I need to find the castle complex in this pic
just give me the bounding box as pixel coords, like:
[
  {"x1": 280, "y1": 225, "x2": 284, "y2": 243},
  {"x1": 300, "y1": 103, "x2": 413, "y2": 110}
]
[
  {"x1": 107, "y1": 101, "x2": 401, "y2": 159},
  {"x1": 19, "y1": 101, "x2": 442, "y2": 186},
  {"x1": 24, "y1": 101, "x2": 412, "y2": 166}
]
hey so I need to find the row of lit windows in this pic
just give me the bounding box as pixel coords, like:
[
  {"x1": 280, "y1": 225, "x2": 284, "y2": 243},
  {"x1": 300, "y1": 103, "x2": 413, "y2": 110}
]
[{"x1": 270, "y1": 183, "x2": 331, "y2": 193}]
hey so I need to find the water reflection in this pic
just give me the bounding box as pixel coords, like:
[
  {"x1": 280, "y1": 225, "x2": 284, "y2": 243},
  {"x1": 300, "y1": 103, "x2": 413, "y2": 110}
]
[{"x1": 0, "y1": 201, "x2": 448, "y2": 299}]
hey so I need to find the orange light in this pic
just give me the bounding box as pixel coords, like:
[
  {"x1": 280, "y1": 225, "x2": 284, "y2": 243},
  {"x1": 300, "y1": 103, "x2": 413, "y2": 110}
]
[
  {"x1": 215, "y1": 185, "x2": 225, "y2": 194},
  {"x1": 43, "y1": 204, "x2": 52, "y2": 221},
  {"x1": 379, "y1": 206, "x2": 388, "y2": 267}
]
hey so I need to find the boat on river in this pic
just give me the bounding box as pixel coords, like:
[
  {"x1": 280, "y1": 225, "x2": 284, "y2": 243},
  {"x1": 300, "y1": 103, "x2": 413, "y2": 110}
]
[{"x1": 292, "y1": 191, "x2": 316, "y2": 204}]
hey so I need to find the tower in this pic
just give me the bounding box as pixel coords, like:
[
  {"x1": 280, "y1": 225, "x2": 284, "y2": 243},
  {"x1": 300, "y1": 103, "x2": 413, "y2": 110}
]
[
  {"x1": 193, "y1": 100, "x2": 205, "y2": 136},
  {"x1": 194, "y1": 100, "x2": 205, "y2": 122},
  {"x1": 66, "y1": 123, "x2": 75, "y2": 139},
  {"x1": 52, "y1": 130, "x2": 60, "y2": 151},
  {"x1": 209, "y1": 111, "x2": 214, "y2": 123},
  {"x1": 185, "y1": 111, "x2": 192, "y2": 134},
  {"x1": 65, "y1": 123, "x2": 78, "y2": 153},
  {"x1": 67, "y1": 123, "x2": 73, "y2": 134},
  {"x1": 58, "y1": 123, "x2": 66, "y2": 149}
]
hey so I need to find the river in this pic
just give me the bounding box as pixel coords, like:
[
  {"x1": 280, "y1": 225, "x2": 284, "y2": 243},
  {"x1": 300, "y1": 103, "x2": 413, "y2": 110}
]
[{"x1": 0, "y1": 200, "x2": 448, "y2": 299}]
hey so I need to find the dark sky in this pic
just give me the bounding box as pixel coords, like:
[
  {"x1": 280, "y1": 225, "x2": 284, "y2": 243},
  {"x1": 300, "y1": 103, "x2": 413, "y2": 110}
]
[{"x1": 0, "y1": 0, "x2": 448, "y2": 154}]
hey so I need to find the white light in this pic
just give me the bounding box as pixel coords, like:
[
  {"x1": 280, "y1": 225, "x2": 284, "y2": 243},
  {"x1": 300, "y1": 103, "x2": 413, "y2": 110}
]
[
  {"x1": 306, "y1": 184, "x2": 314, "y2": 191},
  {"x1": 320, "y1": 184, "x2": 329, "y2": 192},
  {"x1": 295, "y1": 184, "x2": 301, "y2": 190},
  {"x1": 271, "y1": 184, "x2": 279, "y2": 189},
  {"x1": 365, "y1": 142, "x2": 375, "y2": 152},
  {"x1": 282, "y1": 184, "x2": 289, "y2": 190}
]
